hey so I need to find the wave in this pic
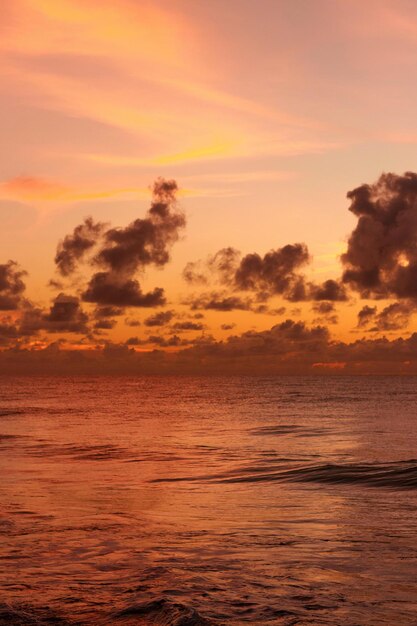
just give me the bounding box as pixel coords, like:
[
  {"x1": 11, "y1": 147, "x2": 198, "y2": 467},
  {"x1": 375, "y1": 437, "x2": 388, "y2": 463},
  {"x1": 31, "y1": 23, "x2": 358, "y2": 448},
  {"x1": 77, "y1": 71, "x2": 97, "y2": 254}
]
[
  {"x1": 112, "y1": 598, "x2": 216, "y2": 625},
  {"x1": 0, "y1": 603, "x2": 70, "y2": 625},
  {"x1": 152, "y1": 460, "x2": 417, "y2": 489},
  {"x1": 0, "y1": 600, "x2": 216, "y2": 626}
]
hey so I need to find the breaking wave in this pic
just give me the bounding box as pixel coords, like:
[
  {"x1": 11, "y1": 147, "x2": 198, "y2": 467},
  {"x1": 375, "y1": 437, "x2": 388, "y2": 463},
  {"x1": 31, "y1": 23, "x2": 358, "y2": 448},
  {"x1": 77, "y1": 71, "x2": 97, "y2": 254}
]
[{"x1": 153, "y1": 460, "x2": 417, "y2": 489}]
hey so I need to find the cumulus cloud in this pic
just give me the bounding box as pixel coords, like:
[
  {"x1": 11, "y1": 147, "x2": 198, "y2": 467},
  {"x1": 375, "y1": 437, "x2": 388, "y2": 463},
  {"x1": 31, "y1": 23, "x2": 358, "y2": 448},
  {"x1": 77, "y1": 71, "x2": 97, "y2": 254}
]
[
  {"x1": 0, "y1": 261, "x2": 27, "y2": 310},
  {"x1": 94, "y1": 319, "x2": 117, "y2": 330},
  {"x1": 55, "y1": 217, "x2": 106, "y2": 276},
  {"x1": 184, "y1": 244, "x2": 346, "y2": 303},
  {"x1": 311, "y1": 301, "x2": 338, "y2": 324},
  {"x1": 54, "y1": 178, "x2": 185, "y2": 308},
  {"x1": 94, "y1": 305, "x2": 124, "y2": 318},
  {"x1": 342, "y1": 172, "x2": 417, "y2": 299},
  {"x1": 357, "y1": 305, "x2": 377, "y2": 328},
  {"x1": 308, "y1": 279, "x2": 347, "y2": 301},
  {"x1": 187, "y1": 291, "x2": 254, "y2": 311},
  {"x1": 148, "y1": 334, "x2": 184, "y2": 347},
  {"x1": 182, "y1": 247, "x2": 240, "y2": 286},
  {"x1": 82, "y1": 273, "x2": 165, "y2": 307},
  {"x1": 144, "y1": 310, "x2": 175, "y2": 327},
  {"x1": 20, "y1": 293, "x2": 89, "y2": 335},
  {"x1": 357, "y1": 301, "x2": 413, "y2": 331},
  {"x1": 171, "y1": 321, "x2": 205, "y2": 331},
  {"x1": 234, "y1": 244, "x2": 310, "y2": 299},
  {"x1": 182, "y1": 260, "x2": 209, "y2": 285}
]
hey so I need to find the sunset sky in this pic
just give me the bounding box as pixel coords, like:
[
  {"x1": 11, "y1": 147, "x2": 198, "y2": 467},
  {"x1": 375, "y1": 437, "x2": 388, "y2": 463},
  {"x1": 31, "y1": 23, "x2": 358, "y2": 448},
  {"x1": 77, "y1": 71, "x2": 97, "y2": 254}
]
[{"x1": 2, "y1": 0, "x2": 417, "y2": 373}]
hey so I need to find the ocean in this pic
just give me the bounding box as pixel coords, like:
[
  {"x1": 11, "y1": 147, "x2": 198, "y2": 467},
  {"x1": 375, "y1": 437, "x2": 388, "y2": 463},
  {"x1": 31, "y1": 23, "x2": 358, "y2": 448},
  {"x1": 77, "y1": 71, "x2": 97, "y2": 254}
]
[{"x1": 0, "y1": 376, "x2": 416, "y2": 625}]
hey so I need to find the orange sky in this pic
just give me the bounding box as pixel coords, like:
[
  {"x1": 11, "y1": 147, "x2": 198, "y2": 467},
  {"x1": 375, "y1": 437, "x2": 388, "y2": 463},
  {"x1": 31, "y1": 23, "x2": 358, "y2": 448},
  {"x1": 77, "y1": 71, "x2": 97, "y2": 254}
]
[{"x1": 1, "y1": 0, "x2": 417, "y2": 373}]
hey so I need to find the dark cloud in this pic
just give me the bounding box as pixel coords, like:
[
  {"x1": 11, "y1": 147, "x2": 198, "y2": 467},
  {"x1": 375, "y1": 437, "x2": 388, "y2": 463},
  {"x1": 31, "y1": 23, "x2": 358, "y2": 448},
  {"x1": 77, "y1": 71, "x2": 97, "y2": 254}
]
[
  {"x1": 125, "y1": 317, "x2": 141, "y2": 327},
  {"x1": 171, "y1": 321, "x2": 205, "y2": 331},
  {"x1": 94, "y1": 305, "x2": 124, "y2": 318},
  {"x1": 309, "y1": 279, "x2": 347, "y2": 301},
  {"x1": 55, "y1": 217, "x2": 106, "y2": 276},
  {"x1": 234, "y1": 244, "x2": 310, "y2": 300},
  {"x1": 91, "y1": 306, "x2": 122, "y2": 332},
  {"x1": 3, "y1": 320, "x2": 417, "y2": 374},
  {"x1": 144, "y1": 310, "x2": 175, "y2": 327},
  {"x1": 208, "y1": 247, "x2": 241, "y2": 284},
  {"x1": 221, "y1": 323, "x2": 236, "y2": 330},
  {"x1": 93, "y1": 179, "x2": 184, "y2": 275},
  {"x1": 55, "y1": 179, "x2": 185, "y2": 308},
  {"x1": 357, "y1": 301, "x2": 413, "y2": 331},
  {"x1": 48, "y1": 278, "x2": 64, "y2": 290},
  {"x1": 312, "y1": 301, "x2": 336, "y2": 315},
  {"x1": 357, "y1": 305, "x2": 377, "y2": 328},
  {"x1": 182, "y1": 261, "x2": 209, "y2": 285},
  {"x1": 311, "y1": 301, "x2": 338, "y2": 325},
  {"x1": 20, "y1": 293, "x2": 89, "y2": 335},
  {"x1": 125, "y1": 336, "x2": 145, "y2": 346},
  {"x1": 0, "y1": 261, "x2": 27, "y2": 310},
  {"x1": 94, "y1": 319, "x2": 117, "y2": 330},
  {"x1": 0, "y1": 317, "x2": 21, "y2": 346},
  {"x1": 82, "y1": 272, "x2": 165, "y2": 307},
  {"x1": 182, "y1": 247, "x2": 240, "y2": 286},
  {"x1": 184, "y1": 244, "x2": 345, "y2": 303},
  {"x1": 253, "y1": 304, "x2": 287, "y2": 315},
  {"x1": 148, "y1": 334, "x2": 184, "y2": 347},
  {"x1": 342, "y1": 172, "x2": 417, "y2": 299},
  {"x1": 188, "y1": 291, "x2": 253, "y2": 311}
]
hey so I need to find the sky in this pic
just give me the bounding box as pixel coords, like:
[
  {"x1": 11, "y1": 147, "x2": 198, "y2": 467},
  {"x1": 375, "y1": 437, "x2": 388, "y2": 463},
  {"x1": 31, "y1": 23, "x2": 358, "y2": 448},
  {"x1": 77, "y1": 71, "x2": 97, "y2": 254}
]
[{"x1": 2, "y1": 0, "x2": 417, "y2": 374}]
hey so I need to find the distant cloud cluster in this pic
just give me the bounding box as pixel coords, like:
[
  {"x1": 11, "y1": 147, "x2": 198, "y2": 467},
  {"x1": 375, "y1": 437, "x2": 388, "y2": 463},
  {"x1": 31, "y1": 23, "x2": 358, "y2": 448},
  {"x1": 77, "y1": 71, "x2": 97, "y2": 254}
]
[
  {"x1": 1, "y1": 172, "x2": 417, "y2": 371},
  {"x1": 357, "y1": 301, "x2": 413, "y2": 332}
]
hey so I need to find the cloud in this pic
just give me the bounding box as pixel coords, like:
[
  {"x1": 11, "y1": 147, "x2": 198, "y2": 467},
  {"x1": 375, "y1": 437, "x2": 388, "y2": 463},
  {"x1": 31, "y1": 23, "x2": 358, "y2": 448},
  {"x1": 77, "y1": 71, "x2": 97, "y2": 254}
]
[
  {"x1": 184, "y1": 244, "x2": 346, "y2": 303},
  {"x1": 182, "y1": 260, "x2": 209, "y2": 285},
  {"x1": 312, "y1": 302, "x2": 335, "y2": 315},
  {"x1": 55, "y1": 217, "x2": 106, "y2": 276},
  {"x1": 54, "y1": 178, "x2": 185, "y2": 308},
  {"x1": 94, "y1": 305, "x2": 124, "y2": 318},
  {"x1": 20, "y1": 293, "x2": 89, "y2": 335},
  {"x1": 3, "y1": 319, "x2": 417, "y2": 374},
  {"x1": 94, "y1": 318, "x2": 117, "y2": 331},
  {"x1": 357, "y1": 305, "x2": 377, "y2": 328},
  {"x1": 148, "y1": 334, "x2": 184, "y2": 347},
  {"x1": 125, "y1": 336, "x2": 144, "y2": 346},
  {"x1": 311, "y1": 301, "x2": 338, "y2": 325},
  {"x1": 0, "y1": 317, "x2": 22, "y2": 346},
  {"x1": 171, "y1": 321, "x2": 205, "y2": 331},
  {"x1": 187, "y1": 291, "x2": 253, "y2": 311},
  {"x1": 342, "y1": 172, "x2": 417, "y2": 299},
  {"x1": 308, "y1": 279, "x2": 347, "y2": 301},
  {"x1": 1, "y1": 176, "x2": 70, "y2": 202},
  {"x1": 144, "y1": 310, "x2": 175, "y2": 327},
  {"x1": 357, "y1": 301, "x2": 413, "y2": 331},
  {"x1": 82, "y1": 273, "x2": 166, "y2": 307},
  {"x1": 125, "y1": 317, "x2": 141, "y2": 327},
  {"x1": 234, "y1": 244, "x2": 310, "y2": 299},
  {"x1": 0, "y1": 261, "x2": 27, "y2": 310}
]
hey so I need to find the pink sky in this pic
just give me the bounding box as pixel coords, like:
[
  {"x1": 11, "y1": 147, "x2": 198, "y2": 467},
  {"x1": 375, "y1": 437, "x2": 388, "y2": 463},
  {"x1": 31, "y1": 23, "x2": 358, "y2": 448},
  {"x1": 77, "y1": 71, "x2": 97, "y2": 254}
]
[{"x1": 1, "y1": 0, "x2": 417, "y2": 372}]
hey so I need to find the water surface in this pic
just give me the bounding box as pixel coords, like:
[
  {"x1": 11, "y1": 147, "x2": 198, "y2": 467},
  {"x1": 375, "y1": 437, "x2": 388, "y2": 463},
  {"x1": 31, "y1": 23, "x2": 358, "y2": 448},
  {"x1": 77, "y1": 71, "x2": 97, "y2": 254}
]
[{"x1": 1, "y1": 376, "x2": 416, "y2": 624}]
